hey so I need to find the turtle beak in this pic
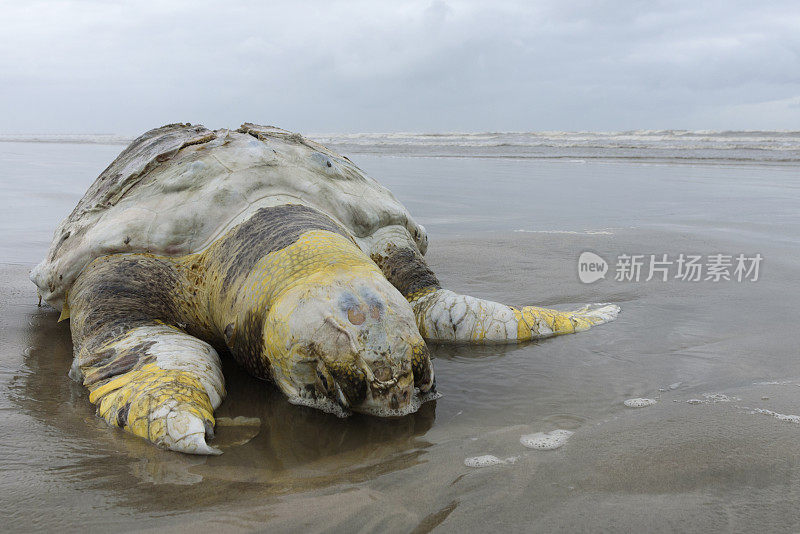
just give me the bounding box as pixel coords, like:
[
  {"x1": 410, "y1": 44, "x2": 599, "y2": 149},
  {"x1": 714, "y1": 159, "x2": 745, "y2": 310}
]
[
  {"x1": 278, "y1": 330, "x2": 435, "y2": 417},
  {"x1": 351, "y1": 356, "x2": 415, "y2": 415},
  {"x1": 323, "y1": 360, "x2": 416, "y2": 416}
]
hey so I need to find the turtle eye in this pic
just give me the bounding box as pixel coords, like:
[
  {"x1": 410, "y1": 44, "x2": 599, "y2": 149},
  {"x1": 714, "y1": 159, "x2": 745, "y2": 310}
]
[
  {"x1": 347, "y1": 307, "x2": 366, "y2": 325},
  {"x1": 369, "y1": 304, "x2": 381, "y2": 320}
]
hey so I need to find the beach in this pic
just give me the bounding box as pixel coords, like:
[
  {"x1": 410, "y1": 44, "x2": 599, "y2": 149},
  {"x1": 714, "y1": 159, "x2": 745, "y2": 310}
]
[{"x1": 2, "y1": 136, "x2": 800, "y2": 532}]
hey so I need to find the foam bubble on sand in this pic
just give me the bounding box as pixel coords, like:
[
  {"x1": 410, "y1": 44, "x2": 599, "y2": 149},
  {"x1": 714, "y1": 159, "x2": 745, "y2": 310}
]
[
  {"x1": 687, "y1": 393, "x2": 741, "y2": 405},
  {"x1": 514, "y1": 229, "x2": 614, "y2": 235},
  {"x1": 624, "y1": 398, "x2": 657, "y2": 408},
  {"x1": 288, "y1": 395, "x2": 350, "y2": 418},
  {"x1": 703, "y1": 393, "x2": 739, "y2": 402},
  {"x1": 288, "y1": 388, "x2": 441, "y2": 418},
  {"x1": 464, "y1": 455, "x2": 519, "y2": 468},
  {"x1": 519, "y1": 429, "x2": 574, "y2": 450},
  {"x1": 750, "y1": 408, "x2": 800, "y2": 424},
  {"x1": 359, "y1": 389, "x2": 443, "y2": 417},
  {"x1": 659, "y1": 382, "x2": 682, "y2": 392}
]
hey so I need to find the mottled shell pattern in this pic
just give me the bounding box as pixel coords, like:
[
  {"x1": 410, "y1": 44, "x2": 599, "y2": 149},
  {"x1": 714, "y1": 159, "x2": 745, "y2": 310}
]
[{"x1": 31, "y1": 123, "x2": 428, "y2": 310}]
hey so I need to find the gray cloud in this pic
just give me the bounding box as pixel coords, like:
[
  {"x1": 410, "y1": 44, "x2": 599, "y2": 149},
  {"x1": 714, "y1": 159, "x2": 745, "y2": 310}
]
[{"x1": 1, "y1": 0, "x2": 798, "y2": 133}]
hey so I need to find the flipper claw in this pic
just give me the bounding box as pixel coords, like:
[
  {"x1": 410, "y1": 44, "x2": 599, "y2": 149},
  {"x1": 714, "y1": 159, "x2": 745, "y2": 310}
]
[
  {"x1": 573, "y1": 303, "x2": 621, "y2": 328},
  {"x1": 165, "y1": 410, "x2": 222, "y2": 455}
]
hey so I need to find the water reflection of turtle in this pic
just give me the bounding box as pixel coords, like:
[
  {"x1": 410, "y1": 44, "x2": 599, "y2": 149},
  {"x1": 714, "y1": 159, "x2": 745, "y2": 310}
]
[{"x1": 31, "y1": 123, "x2": 619, "y2": 454}]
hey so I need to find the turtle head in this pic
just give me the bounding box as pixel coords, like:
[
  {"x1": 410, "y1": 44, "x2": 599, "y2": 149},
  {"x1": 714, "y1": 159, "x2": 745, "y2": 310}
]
[{"x1": 262, "y1": 269, "x2": 436, "y2": 417}]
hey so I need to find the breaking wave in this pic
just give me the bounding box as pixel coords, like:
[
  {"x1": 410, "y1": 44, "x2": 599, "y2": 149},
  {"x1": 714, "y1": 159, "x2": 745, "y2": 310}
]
[
  {"x1": 311, "y1": 130, "x2": 800, "y2": 163},
  {"x1": 3, "y1": 129, "x2": 800, "y2": 163}
]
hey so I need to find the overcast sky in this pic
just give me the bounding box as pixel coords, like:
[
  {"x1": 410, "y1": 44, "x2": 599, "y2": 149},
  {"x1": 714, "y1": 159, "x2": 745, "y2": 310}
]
[{"x1": 1, "y1": 0, "x2": 799, "y2": 134}]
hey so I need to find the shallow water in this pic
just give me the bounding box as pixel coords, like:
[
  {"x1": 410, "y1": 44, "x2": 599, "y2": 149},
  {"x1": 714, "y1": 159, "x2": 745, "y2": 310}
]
[{"x1": 2, "y1": 142, "x2": 800, "y2": 531}]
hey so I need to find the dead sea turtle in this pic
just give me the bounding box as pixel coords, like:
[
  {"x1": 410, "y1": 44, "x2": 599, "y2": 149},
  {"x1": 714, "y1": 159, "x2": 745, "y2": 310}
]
[{"x1": 31, "y1": 123, "x2": 619, "y2": 454}]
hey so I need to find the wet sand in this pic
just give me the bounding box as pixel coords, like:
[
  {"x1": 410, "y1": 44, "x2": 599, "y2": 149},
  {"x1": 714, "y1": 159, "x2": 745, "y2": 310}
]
[
  {"x1": 3, "y1": 145, "x2": 800, "y2": 532},
  {"x1": 4, "y1": 226, "x2": 800, "y2": 532}
]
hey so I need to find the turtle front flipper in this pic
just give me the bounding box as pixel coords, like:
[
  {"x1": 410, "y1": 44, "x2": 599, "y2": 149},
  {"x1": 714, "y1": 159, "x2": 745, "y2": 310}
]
[
  {"x1": 411, "y1": 293, "x2": 620, "y2": 342},
  {"x1": 367, "y1": 226, "x2": 620, "y2": 343},
  {"x1": 68, "y1": 255, "x2": 225, "y2": 454}
]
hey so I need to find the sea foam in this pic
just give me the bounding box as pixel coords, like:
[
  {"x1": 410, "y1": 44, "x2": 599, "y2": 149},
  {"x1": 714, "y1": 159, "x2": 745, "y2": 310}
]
[
  {"x1": 519, "y1": 429, "x2": 574, "y2": 450},
  {"x1": 624, "y1": 398, "x2": 657, "y2": 408},
  {"x1": 464, "y1": 455, "x2": 519, "y2": 468}
]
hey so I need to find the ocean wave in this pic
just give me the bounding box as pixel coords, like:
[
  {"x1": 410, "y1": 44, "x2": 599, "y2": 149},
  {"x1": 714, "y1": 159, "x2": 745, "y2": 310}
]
[
  {"x1": 3, "y1": 130, "x2": 800, "y2": 163},
  {"x1": 0, "y1": 134, "x2": 132, "y2": 145},
  {"x1": 311, "y1": 130, "x2": 800, "y2": 163}
]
